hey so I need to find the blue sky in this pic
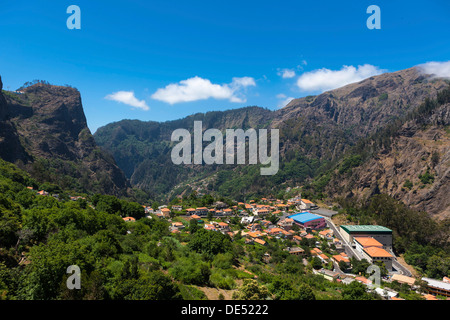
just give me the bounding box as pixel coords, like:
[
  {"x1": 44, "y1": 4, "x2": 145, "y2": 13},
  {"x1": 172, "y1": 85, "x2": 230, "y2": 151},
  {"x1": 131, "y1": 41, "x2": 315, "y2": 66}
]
[{"x1": 1, "y1": 0, "x2": 449, "y2": 132}]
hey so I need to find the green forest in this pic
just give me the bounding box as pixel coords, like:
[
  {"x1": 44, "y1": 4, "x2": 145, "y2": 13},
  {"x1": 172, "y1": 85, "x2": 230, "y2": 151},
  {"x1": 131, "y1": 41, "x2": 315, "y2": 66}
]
[{"x1": 0, "y1": 158, "x2": 396, "y2": 300}]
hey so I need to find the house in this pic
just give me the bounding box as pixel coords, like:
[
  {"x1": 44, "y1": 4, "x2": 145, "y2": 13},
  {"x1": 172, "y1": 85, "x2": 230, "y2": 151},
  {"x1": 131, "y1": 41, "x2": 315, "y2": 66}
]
[
  {"x1": 161, "y1": 208, "x2": 171, "y2": 218},
  {"x1": 375, "y1": 287, "x2": 398, "y2": 299},
  {"x1": 186, "y1": 208, "x2": 197, "y2": 215},
  {"x1": 318, "y1": 253, "x2": 329, "y2": 263},
  {"x1": 37, "y1": 190, "x2": 49, "y2": 196},
  {"x1": 277, "y1": 218, "x2": 294, "y2": 230},
  {"x1": 332, "y1": 254, "x2": 350, "y2": 264},
  {"x1": 421, "y1": 277, "x2": 450, "y2": 297},
  {"x1": 285, "y1": 247, "x2": 305, "y2": 256},
  {"x1": 70, "y1": 196, "x2": 85, "y2": 201},
  {"x1": 299, "y1": 199, "x2": 317, "y2": 210},
  {"x1": 319, "y1": 229, "x2": 334, "y2": 240},
  {"x1": 254, "y1": 238, "x2": 267, "y2": 246},
  {"x1": 246, "y1": 231, "x2": 263, "y2": 239},
  {"x1": 254, "y1": 208, "x2": 270, "y2": 216},
  {"x1": 216, "y1": 222, "x2": 230, "y2": 232},
  {"x1": 191, "y1": 214, "x2": 201, "y2": 220},
  {"x1": 196, "y1": 207, "x2": 209, "y2": 216},
  {"x1": 342, "y1": 277, "x2": 355, "y2": 285},
  {"x1": 245, "y1": 238, "x2": 254, "y2": 245},
  {"x1": 246, "y1": 223, "x2": 262, "y2": 232},
  {"x1": 267, "y1": 227, "x2": 291, "y2": 238},
  {"x1": 318, "y1": 269, "x2": 340, "y2": 281},
  {"x1": 123, "y1": 217, "x2": 136, "y2": 222},
  {"x1": 391, "y1": 274, "x2": 416, "y2": 287},
  {"x1": 355, "y1": 276, "x2": 372, "y2": 286},
  {"x1": 204, "y1": 224, "x2": 218, "y2": 231},
  {"x1": 260, "y1": 220, "x2": 271, "y2": 228},
  {"x1": 390, "y1": 296, "x2": 405, "y2": 300},
  {"x1": 171, "y1": 222, "x2": 185, "y2": 230},
  {"x1": 241, "y1": 216, "x2": 254, "y2": 225},
  {"x1": 171, "y1": 205, "x2": 183, "y2": 211},
  {"x1": 144, "y1": 206, "x2": 154, "y2": 214},
  {"x1": 223, "y1": 208, "x2": 233, "y2": 216},
  {"x1": 293, "y1": 235, "x2": 303, "y2": 244},
  {"x1": 423, "y1": 294, "x2": 439, "y2": 300}
]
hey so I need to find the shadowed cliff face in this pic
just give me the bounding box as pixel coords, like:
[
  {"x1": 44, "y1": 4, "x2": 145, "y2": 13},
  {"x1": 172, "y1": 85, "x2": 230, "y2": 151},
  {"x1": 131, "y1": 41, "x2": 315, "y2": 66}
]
[
  {"x1": 0, "y1": 76, "x2": 31, "y2": 163},
  {"x1": 0, "y1": 79, "x2": 129, "y2": 196}
]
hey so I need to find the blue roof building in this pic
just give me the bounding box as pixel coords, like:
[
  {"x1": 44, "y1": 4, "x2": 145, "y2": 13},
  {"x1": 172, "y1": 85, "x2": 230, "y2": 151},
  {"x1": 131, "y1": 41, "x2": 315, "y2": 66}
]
[{"x1": 288, "y1": 212, "x2": 326, "y2": 229}]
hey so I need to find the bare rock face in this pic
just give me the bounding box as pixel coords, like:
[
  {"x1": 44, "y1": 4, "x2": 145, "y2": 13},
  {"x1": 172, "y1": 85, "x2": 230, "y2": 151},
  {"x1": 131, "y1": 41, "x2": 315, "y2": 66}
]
[
  {"x1": 273, "y1": 67, "x2": 449, "y2": 161},
  {"x1": 0, "y1": 79, "x2": 129, "y2": 196},
  {"x1": 326, "y1": 101, "x2": 450, "y2": 220}
]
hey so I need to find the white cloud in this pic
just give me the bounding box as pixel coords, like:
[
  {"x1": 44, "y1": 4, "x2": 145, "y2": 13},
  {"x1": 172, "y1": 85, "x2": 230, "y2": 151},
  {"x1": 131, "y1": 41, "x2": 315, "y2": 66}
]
[
  {"x1": 105, "y1": 91, "x2": 149, "y2": 111},
  {"x1": 417, "y1": 61, "x2": 450, "y2": 79},
  {"x1": 276, "y1": 93, "x2": 295, "y2": 108},
  {"x1": 277, "y1": 68, "x2": 296, "y2": 79},
  {"x1": 296, "y1": 64, "x2": 385, "y2": 92},
  {"x1": 151, "y1": 76, "x2": 256, "y2": 104}
]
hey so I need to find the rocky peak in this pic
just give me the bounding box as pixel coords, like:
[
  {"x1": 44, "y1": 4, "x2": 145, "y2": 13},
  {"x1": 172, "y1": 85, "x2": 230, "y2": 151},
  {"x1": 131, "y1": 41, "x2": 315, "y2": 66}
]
[{"x1": 0, "y1": 77, "x2": 129, "y2": 196}]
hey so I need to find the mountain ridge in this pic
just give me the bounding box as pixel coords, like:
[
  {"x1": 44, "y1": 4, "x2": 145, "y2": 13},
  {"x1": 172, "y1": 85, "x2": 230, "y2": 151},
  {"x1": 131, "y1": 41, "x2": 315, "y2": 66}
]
[
  {"x1": 0, "y1": 78, "x2": 130, "y2": 196},
  {"x1": 94, "y1": 67, "x2": 450, "y2": 218}
]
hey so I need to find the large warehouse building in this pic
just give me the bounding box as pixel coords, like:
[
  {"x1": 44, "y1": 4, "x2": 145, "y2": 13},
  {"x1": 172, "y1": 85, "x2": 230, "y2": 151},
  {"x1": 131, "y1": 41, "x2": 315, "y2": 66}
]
[
  {"x1": 339, "y1": 225, "x2": 393, "y2": 251},
  {"x1": 289, "y1": 212, "x2": 326, "y2": 229}
]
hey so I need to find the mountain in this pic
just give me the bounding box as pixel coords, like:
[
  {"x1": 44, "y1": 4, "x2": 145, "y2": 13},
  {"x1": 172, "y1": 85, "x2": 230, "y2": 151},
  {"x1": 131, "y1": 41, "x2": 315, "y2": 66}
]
[
  {"x1": 93, "y1": 106, "x2": 274, "y2": 198},
  {"x1": 320, "y1": 85, "x2": 450, "y2": 219},
  {"x1": 94, "y1": 67, "x2": 449, "y2": 216},
  {"x1": 0, "y1": 78, "x2": 129, "y2": 196}
]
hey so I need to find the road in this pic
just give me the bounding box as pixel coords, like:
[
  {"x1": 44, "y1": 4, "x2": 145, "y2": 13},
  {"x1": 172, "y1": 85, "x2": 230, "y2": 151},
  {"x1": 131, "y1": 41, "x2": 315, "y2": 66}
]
[{"x1": 325, "y1": 218, "x2": 361, "y2": 260}]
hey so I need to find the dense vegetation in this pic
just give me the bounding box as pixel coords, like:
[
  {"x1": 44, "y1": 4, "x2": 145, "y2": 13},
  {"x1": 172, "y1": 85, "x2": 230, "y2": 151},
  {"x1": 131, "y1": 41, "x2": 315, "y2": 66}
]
[{"x1": 0, "y1": 158, "x2": 388, "y2": 300}]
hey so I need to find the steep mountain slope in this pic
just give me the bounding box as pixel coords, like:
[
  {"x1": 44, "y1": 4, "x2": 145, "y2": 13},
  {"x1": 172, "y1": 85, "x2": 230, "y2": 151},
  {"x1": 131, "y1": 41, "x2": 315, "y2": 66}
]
[
  {"x1": 321, "y1": 86, "x2": 450, "y2": 219},
  {"x1": 94, "y1": 67, "x2": 449, "y2": 210},
  {"x1": 274, "y1": 67, "x2": 448, "y2": 161},
  {"x1": 0, "y1": 77, "x2": 30, "y2": 163},
  {"x1": 0, "y1": 78, "x2": 129, "y2": 196},
  {"x1": 94, "y1": 106, "x2": 274, "y2": 197}
]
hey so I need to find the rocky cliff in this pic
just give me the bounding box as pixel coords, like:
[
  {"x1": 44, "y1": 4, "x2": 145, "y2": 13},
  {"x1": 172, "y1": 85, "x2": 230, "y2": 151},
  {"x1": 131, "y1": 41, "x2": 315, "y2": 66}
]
[{"x1": 0, "y1": 78, "x2": 129, "y2": 196}]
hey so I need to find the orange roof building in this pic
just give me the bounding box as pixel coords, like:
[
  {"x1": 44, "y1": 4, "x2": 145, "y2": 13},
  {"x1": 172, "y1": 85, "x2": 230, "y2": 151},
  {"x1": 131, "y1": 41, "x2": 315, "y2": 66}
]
[{"x1": 354, "y1": 237, "x2": 383, "y2": 248}]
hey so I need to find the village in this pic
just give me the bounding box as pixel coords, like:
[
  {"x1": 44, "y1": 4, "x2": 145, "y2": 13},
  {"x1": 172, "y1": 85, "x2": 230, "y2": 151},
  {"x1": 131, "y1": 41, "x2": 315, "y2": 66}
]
[{"x1": 31, "y1": 186, "x2": 450, "y2": 300}]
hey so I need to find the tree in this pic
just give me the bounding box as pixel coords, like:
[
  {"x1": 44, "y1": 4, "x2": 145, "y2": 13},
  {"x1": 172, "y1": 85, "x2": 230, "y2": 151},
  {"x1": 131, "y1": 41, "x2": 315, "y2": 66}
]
[
  {"x1": 188, "y1": 229, "x2": 232, "y2": 259},
  {"x1": 188, "y1": 218, "x2": 199, "y2": 234},
  {"x1": 339, "y1": 260, "x2": 349, "y2": 272},
  {"x1": 232, "y1": 279, "x2": 270, "y2": 300},
  {"x1": 311, "y1": 257, "x2": 322, "y2": 270},
  {"x1": 342, "y1": 281, "x2": 373, "y2": 300}
]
